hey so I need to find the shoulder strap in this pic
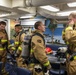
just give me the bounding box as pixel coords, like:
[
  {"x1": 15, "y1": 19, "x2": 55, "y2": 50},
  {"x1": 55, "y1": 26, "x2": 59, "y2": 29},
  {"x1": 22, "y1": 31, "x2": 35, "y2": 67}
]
[
  {"x1": 29, "y1": 33, "x2": 45, "y2": 62},
  {"x1": 29, "y1": 33, "x2": 45, "y2": 52},
  {"x1": 73, "y1": 24, "x2": 75, "y2": 30},
  {"x1": 32, "y1": 33, "x2": 45, "y2": 44},
  {"x1": 19, "y1": 30, "x2": 25, "y2": 43},
  {"x1": 4, "y1": 30, "x2": 10, "y2": 53}
]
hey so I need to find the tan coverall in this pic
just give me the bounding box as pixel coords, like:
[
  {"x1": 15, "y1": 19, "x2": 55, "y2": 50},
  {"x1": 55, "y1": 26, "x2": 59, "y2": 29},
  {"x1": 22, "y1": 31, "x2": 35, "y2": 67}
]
[
  {"x1": 13, "y1": 31, "x2": 26, "y2": 67},
  {"x1": 62, "y1": 24, "x2": 76, "y2": 75},
  {"x1": 0, "y1": 30, "x2": 8, "y2": 69},
  {"x1": 28, "y1": 30, "x2": 51, "y2": 75}
]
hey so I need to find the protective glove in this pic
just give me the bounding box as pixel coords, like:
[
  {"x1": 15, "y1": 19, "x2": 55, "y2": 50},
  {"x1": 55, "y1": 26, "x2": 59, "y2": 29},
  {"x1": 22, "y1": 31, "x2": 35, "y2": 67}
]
[{"x1": 42, "y1": 64, "x2": 51, "y2": 73}]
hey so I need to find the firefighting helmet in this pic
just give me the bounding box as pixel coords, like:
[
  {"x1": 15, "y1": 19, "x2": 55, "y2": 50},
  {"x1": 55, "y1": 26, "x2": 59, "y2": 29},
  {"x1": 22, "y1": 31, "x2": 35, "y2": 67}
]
[{"x1": 45, "y1": 47, "x2": 53, "y2": 54}]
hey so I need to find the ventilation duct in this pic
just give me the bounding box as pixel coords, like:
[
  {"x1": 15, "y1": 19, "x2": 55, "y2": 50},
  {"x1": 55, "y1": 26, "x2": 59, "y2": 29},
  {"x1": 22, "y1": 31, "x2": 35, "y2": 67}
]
[
  {"x1": 25, "y1": 0, "x2": 75, "y2": 7},
  {"x1": 12, "y1": 0, "x2": 76, "y2": 7}
]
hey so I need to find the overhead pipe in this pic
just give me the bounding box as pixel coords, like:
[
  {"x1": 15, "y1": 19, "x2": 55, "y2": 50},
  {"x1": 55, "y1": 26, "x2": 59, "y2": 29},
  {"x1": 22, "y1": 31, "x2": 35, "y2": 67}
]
[
  {"x1": 56, "y1": 20, "x2": 68, "y2": 24},
  {"x1": 25, "y1": 0, "x2": 75, "y2": 7}
]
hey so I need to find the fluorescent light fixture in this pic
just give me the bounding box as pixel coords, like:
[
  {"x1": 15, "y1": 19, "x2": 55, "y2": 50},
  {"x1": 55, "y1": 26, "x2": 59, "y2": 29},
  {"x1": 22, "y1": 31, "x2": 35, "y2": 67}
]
[
  {"x1": 0, "y1": 12, "x2": 17, "y2": 17},
  {"x1": 40, "y1": 5, "x2": 60, "y2": 12},
  {"x1": 57, "y1": 10, "x2": 76, "y2": 16},
  {"x1": 67, "y1": 2, "x2": 76, "y2": 7},
  {"x1": 20, "y1": 14, "x2": 34, "y2": 18},
  {"x1": 0, "y1": 13, "x2": 10, "y2": 17}
]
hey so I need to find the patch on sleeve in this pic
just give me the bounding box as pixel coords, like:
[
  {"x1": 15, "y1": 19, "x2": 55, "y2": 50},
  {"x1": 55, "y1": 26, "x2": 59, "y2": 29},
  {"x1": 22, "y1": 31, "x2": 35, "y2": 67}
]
[{"x1": 37, "y1": 39, "x2": 42, "y2": 43}]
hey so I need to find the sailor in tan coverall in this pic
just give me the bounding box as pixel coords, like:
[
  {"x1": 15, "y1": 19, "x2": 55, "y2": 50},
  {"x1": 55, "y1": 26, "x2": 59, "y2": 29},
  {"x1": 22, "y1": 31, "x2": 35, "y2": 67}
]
[
  {"x1": 28, "y1": 21, "x2": 51, "y2": 75},
  {"x1": 10, "y1": 24, "x2": 26, "y2": 67},
  {"x1": 62, "y1": 13, "x2": 76, "y2": 75},
  {"x1": 0, "y1": 21, "x2": 8, "y2": 74}
]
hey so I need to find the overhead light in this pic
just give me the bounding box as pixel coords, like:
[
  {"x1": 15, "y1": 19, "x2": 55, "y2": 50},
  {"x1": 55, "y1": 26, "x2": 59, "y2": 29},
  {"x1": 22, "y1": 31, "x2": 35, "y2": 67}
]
[
  {"x1": 0, "y1": 13, "x2": 10, "y2": 17},
  {"x1": 20, "y1": 14, "x2": 34, "y2": 18},
  {"x1": 40, "y1": 5, "x2": 60, "y2": 12},
  {"x1": 57, "y1": 10, "x2": 76, "y2": 16},
  {"x1": 67, "y1": 2, "x2": 76, "y2": 7},
  {"x1": 0, "y1": 12, "x2": 17, "y2": 17}
]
